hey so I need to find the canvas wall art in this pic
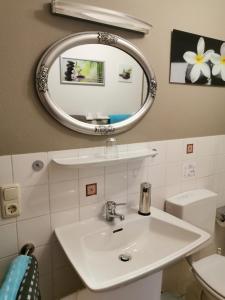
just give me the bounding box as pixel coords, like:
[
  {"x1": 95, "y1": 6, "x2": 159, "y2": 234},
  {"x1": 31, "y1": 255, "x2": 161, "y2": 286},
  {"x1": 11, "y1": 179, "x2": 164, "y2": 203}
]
[
  {"x1": 170, "y1": 30, "x2": 225, "y2": 86},
  {"x1": 60, "y1": 57, "x2": 104, "y2": 85}
]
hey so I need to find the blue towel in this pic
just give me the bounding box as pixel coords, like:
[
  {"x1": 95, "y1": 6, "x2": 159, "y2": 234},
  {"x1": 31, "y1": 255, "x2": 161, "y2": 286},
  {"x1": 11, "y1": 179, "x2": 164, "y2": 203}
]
[
  {"x1": 0, "y1": 255, "x2": 31, "y2": 300},
  {"x1": 109, "y1": 114, "x2": 131, "y2": 124}
]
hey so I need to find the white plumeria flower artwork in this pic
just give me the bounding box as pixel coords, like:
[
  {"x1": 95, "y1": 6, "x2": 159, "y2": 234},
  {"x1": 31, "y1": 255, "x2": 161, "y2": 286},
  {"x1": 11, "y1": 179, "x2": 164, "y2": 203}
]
[
  {"x1": 183, "y1": 37, "x2": 214, "y2": 83},
  {"x1": 210, "y1": 43, "x2": 225, "y2": 81}
]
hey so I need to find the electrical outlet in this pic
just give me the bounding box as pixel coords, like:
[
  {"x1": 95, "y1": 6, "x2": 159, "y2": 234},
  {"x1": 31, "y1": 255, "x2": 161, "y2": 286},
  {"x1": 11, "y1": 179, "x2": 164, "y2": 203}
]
[
  {"x1": 3, "y1": 201, "x2": 20, "y2": 218},
  {"x1": 0, "y1": 184, "x2": 21, "y2": 218}
]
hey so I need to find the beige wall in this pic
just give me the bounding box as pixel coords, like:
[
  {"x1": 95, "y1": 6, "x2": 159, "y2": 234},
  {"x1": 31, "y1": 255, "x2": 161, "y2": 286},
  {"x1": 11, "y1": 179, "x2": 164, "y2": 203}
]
[{"x1": 0, "y1": 0, "x2": 225, "y2": 155}]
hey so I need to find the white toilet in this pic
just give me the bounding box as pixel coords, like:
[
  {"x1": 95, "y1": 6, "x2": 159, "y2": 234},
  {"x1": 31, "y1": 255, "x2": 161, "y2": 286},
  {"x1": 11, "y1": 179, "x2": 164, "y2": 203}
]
[{"x1": 166, "y1": 189, "x2": 225, "y2": 300}]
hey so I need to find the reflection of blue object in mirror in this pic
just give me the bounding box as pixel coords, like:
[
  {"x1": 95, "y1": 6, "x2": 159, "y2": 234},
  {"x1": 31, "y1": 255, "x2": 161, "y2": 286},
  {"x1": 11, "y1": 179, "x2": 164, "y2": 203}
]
[{"x1": 109, "y1": 114, "x2": 131, "y2": 124}]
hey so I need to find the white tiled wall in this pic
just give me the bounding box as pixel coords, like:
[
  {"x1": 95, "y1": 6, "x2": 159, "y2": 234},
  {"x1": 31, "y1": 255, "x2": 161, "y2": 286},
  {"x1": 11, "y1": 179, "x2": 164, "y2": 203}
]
[{"x1": 0, "y1": 135, "x2": 225, "y2": 299}]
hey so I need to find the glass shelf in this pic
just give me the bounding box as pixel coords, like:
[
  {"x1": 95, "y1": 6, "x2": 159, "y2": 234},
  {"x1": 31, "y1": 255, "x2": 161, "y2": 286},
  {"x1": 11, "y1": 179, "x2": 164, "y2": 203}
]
[{"x1": 52, "y1": 148, "x2": 158, "y2": 168}]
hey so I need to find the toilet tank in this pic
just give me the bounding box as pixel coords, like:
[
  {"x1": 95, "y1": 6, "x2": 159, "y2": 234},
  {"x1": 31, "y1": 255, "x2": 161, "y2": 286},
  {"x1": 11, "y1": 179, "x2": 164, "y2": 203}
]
[{"x1": 165, "y1": 189, "x2": 217, "y2": 234}]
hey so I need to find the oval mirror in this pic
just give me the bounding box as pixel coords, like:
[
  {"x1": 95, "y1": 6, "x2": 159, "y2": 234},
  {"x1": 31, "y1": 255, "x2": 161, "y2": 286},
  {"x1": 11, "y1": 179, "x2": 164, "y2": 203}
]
[{"x1": 36, "y1": 32, "x2": 157, "y2": 135}]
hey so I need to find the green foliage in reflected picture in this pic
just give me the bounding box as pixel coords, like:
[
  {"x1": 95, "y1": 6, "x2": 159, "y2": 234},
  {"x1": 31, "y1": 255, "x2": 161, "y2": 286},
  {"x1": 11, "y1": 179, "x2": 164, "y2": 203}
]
[{"x1": 60, "y1": 57, "x2": 104, "y2": 85}]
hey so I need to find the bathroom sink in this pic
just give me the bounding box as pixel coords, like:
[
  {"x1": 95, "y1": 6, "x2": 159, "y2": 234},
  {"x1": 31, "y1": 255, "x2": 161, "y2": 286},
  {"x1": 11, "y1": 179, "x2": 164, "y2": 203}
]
[{"x1": 55, "y1": 207, "x2": 210, "y2": 291}]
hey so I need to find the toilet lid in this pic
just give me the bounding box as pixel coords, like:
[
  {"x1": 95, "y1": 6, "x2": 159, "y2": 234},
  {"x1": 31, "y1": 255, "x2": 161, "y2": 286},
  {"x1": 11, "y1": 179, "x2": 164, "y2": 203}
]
[{"x1": 192, "y1": 254, "x2": 225, "y2": 298}]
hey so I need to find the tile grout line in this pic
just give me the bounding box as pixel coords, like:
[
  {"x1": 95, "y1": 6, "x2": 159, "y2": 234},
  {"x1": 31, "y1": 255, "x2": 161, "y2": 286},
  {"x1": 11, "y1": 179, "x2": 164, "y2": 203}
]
[
  {"x1": 10, "y1": 155, "x2": 20, "y2": 254},
  {"x1": 46, "y1": 153, "x2": 55, "y2": 300}
]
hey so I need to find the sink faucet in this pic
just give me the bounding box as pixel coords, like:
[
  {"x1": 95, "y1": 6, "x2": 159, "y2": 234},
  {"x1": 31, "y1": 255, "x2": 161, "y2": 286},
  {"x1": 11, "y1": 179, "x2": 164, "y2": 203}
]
[{"x1": 105, "y1": 201, "x2": 125, "y2": 222}]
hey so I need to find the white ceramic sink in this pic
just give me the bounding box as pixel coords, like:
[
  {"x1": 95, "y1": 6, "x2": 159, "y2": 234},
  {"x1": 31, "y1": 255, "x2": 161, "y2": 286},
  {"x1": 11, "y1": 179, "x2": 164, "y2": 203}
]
[{"x1": 55, "y1": 207, "x2": 210, "y2": 291}]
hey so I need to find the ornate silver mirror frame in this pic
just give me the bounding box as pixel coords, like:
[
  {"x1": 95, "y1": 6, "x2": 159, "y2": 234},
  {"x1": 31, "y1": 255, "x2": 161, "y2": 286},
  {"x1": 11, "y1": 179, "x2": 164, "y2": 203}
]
[{"x1": 36, "y1": 32, "x2": 157, "y2": 135}]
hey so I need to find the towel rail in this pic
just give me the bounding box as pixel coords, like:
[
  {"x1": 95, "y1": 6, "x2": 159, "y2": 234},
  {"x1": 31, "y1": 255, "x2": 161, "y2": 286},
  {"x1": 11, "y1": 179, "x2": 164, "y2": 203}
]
[{"x1": 20, "y1": 243, "x2": 35, "y2": 256}]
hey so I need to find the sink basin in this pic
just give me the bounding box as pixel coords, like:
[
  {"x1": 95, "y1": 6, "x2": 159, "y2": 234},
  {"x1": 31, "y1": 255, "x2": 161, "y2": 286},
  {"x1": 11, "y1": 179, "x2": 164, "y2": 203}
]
[{"x1": 55, "y1": 207, "x2": 210, "y2": 291}]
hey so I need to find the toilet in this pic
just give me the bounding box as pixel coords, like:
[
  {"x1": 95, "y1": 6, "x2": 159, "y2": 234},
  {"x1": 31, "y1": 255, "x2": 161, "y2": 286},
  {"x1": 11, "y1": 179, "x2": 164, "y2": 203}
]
[{"x1": 166, "y1": 189, "x2": 225, "y2": 300}]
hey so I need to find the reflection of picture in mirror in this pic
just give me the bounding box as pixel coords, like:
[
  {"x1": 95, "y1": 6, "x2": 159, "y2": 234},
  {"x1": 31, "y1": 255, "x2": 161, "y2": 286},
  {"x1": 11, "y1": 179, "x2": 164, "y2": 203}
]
[
  {"x1": 60, "y1": 57, "x2": 104, "y2": 85},
  {"x1": 118, "y1": 64, "x2": 133, "y2": 83}
]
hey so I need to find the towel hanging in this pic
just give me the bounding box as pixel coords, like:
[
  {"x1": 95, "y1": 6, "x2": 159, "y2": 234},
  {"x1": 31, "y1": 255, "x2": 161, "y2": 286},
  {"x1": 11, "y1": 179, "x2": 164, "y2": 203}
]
[
  {"x1": 0, "y1": 243, "x2": 41, "y2": 300},
  {"x1": 16, "y1": 255, "x2": 41, "y2": 300}
]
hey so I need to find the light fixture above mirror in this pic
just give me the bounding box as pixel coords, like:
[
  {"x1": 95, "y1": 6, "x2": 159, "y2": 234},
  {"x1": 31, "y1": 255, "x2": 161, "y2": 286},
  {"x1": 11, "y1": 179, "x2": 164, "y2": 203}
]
[{"x1": 51, "y1": 0, "x2": 152, "y2": 34}]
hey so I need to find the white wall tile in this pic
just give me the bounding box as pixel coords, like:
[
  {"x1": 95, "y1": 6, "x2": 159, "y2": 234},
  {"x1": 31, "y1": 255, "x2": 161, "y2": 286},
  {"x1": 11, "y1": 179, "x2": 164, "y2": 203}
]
[
  {"x1": 127, "y1": 158, "x2": 148, "y2": 171},
  {"x1": 166, "y1": 139, "x2": 183, "y2": 162},
  {"x1": 127, "y1": 193, "x2": 139, "y2": 209},
  {"x1": 80, "y1": 202, "x2": 105, "y2": 221},
  {"x1": 0, "y1": 215, "x2": 16, "y2": 226},
  {"x1": 79, "y1": 176, "x2": 104, "y2": 206},
  {"x1": 0, "y1": 223, "x2": 18, "y2": 258},
  {"x1": 105, "y1": 162, "x2": 127, "y2": 174},
  {"x1": 48, "y1": 150, "x2": 78, "y2": 184},
  {"x1": 197, "y1": 157, "x2": 214, "y2": 178},
  {"x1": 213, "y1": 154, "x2": 225, "y2": 173},
  {"x1": 17, "y1": 215, "x2": 51, "y2": 248},
  {"x1": 165, "y1": 163, "x2": 182, "y2": 186},
  {"x1": 51, "y1": 208, "x2": 79, "y2": 231},
  {"x1": 212, "y1": 173, "x2": 225, "y2": 207},
  {"x1": 18, "y1": 185, "x2": 49, "y2": 220},
  {"x1": 149, "y1": 164, "x2": 166, "y2": 188},
  {"x1": 12, "y1": 152, "x2": 48, "y2": 187},
  {"x1": 197, "y1": 136, "x2": 215, "y2": 157},
  {"x1": 214, "y1": 135, "x2": 225, "y2": 155},
  {"x1": 50, "y1": 180, "x2": 79, "y2": 213},
  {"x1": 197, "y1": 176, "x2": 214, "y2": 190},
  {"x1": 105, "y1": 171, "x2": 127, "y2": 202},
  {"x1": 128, "y1": 166, "x2": 149, "y2": 195},
  {"x1": 0, "y1": 156, "x2": 13, "y2": 185},
  {"x1": 79, "y1": 166, "x2": 104, "y2": 179},
  {"x1": 165, "y1": 185, "x2": 181, "y2": 198},
  {"x1": 151, "y1": 187, "x2": 166, "y2": 210},
  {"x1": 181, "y1": 179, "x2": 197, "y2": 192}
]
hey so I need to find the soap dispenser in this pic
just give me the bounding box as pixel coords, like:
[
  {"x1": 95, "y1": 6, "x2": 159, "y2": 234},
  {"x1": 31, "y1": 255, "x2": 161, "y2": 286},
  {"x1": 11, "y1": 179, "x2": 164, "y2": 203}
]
[{"x1": 138, "y1": 182, "x2": 151, "y2": 216}]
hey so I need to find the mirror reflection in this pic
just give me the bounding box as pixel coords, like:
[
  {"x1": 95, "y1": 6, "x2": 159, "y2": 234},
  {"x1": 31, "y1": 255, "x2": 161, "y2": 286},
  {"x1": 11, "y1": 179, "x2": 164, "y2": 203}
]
[{"x1": 48, "y1": 44, "x2": 148, "y2": 125}]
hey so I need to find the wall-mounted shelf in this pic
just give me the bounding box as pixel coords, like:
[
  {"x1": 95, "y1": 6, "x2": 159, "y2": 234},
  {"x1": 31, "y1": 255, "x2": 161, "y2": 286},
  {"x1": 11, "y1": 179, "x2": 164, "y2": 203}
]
[
  {"x1": 52, "y1": 148, "x2": 158, "y2": 168},
  {"x1": 51, "y1": 0, "x2": 152, "y2": 34}
]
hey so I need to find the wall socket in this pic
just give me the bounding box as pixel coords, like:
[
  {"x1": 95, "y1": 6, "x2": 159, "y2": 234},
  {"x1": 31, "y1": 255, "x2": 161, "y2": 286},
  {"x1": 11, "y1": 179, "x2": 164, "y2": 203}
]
[{"x1": 0, "y1": 184, "x2": 21, "y2": 218}]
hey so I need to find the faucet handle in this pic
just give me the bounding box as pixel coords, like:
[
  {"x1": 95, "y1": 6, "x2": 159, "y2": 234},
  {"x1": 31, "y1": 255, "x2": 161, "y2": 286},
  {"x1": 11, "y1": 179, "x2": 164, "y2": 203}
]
[
  {"x1": 105, "y1": 201, "x2": 126, "y2": 222},
  {"x1": 105, "y1": 201, "x2": 126, "y2": 213}
]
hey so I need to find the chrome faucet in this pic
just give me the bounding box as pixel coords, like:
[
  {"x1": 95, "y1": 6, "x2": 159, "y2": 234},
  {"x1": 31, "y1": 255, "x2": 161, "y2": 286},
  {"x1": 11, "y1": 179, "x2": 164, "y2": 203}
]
[
  {"x1": 138, "y1": 182, "x2": 151, "y2": 216},
  {"x1": 105, "y1": 201, "x2": 125, "y2": 222}
]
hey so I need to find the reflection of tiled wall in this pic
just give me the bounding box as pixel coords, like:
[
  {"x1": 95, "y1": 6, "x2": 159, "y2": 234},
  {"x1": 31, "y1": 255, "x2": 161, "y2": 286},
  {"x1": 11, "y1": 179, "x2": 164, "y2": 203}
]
[{"x1": 0, "y1": 135, "x2": 225, "y2": 299}]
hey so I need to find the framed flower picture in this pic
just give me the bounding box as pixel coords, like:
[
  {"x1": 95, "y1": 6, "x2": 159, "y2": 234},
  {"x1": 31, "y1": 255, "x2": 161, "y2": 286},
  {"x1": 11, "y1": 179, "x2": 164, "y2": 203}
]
[{"x1": 170, "y1": 30, "x2": 225, "y2": 87}]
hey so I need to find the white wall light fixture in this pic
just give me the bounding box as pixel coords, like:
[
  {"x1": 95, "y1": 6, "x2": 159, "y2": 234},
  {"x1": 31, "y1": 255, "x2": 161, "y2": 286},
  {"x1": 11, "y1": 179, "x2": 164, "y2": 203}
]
[{"x1": 51, "y1": 0, "x2": 152, "y2": 34}]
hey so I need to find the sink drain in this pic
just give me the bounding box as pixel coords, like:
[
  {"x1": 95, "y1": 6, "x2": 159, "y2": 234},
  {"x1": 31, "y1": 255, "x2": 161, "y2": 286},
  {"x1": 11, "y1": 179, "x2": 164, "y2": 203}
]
[{"x1": 119, "y1": 254, "x2": 132, "y2": 262}]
